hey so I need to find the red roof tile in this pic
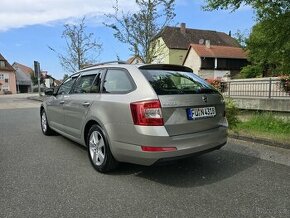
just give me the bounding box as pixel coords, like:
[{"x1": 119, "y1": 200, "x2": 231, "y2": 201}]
[
  {"x1": 12, "y1": 62, "x2": 34, "y2": 75},
  {"x1": 190, "y1": 44, "x2": 247, "y2": 59}
]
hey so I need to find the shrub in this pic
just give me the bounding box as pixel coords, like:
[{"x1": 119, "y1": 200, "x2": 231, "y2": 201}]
[
  {"x1": 279, "y1": 75, "x2": 290, "y2": 94},
  {"x1": 206, "y1": 78, "x2": 227, "y2": 92},
  {"x1": 240, "y1": 65, "x2": 263, "y2": 78},
  {"x1": 225, "y1": 98, "x2": 239, "y2": 129}
]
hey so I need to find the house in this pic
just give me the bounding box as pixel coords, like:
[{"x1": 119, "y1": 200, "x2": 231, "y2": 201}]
[
  {"x1": 151, "y1": 23, "x2": 240, "y2": 65},
  {"x1": 127, "y1": 56, "x2": 144, "y2": 64},
  {"x1": 183, "y1": 43, "x2": 247, "y2": 79},
  {"x1": 44, "y1": 74, "x2": 59, "y2": 88},
  {"x1": 0, "y1": 53, "x2": 17, "y2": 94},
  {"x1": 12, "y1": 62, "x2": 33, "y2": 93}
]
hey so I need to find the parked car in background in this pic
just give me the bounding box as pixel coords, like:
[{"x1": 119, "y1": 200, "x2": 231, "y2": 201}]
[{"x1": 40, "y1": 62, "x2": 228, "y2": 172}]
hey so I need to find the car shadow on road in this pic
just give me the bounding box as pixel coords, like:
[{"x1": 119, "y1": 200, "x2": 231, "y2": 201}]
[{"x1": 110, "y1": 149, "x2": 259, "y2": 188}]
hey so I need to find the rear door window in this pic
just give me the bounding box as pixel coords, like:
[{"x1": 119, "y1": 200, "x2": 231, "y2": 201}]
[
  {"x1": 72, "y1": 70, "x2": 102, "y2": 94},
  {"x1": 140, "y1": 69, "x2": 218, "y2": 95}
]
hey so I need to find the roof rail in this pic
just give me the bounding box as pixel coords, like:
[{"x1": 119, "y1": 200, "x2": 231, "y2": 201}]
[{"x1": 83, "y1": 61, "x2": 128, "y2": 69}]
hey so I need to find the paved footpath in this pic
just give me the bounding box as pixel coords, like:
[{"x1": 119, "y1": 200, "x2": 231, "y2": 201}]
[{"x1": 0, "y1": 94, "x2": 41, "y2": 109}]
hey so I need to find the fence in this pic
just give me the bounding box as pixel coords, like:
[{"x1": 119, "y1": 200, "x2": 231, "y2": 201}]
[{"x1": 221, "y1": 77, "x2": 290, "y2": 98}]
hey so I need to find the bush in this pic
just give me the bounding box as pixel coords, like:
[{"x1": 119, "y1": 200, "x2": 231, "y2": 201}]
[
  {"x1": 225, "y1": 98, "x2": 240, "y2": 129},
  {"x1": 279, "y1": 75, "x2": 290, "y2": 94},
  {"x1": 206, "y1": 78, "x2": 227, "y2": 92},
  {"x1": 240, "y1": 65, "x2": 263, "y2": 78}
]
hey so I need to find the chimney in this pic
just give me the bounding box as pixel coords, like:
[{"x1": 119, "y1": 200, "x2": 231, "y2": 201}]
[
  {"x1": 180, "y1": 23, "x2": 186, "y2": 34},
  {"x1": 205, "y1": 40, "x2": 211, "y2": 48}
]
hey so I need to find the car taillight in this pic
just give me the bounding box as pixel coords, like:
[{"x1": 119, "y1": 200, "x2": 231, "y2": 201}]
[{"x1": 130, "y1": 100, "x2": 164, "y2": 126}]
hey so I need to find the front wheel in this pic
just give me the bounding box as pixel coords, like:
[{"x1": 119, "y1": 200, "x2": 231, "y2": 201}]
[
  {"x1": 87, "y1": 125, "x2": 118, "y2": 173},
  {"x1": 40, "y1": 109, "x2": 55, "y2": 136}
]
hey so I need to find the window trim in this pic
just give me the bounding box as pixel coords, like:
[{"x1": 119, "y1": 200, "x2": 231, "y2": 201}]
[
  {"x1": 56, "y1": 75, "x2": 78, "y2": 95},
  {"x1": 100, "y1": 67, "x2": 136, "y2": 94}
]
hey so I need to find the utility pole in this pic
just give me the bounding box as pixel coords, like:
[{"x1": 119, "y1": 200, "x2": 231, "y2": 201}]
[{"x1": 34, "y1": 61, "x2": 41, "y2": 96}]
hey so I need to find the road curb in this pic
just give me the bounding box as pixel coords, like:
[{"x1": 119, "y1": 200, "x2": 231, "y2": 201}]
[
  {"x1": 27, "y1": 96, "x2": 44, "y2": 102},
  {"x1": 228, "y1": 133, "x2": 290, "y2": 150}
]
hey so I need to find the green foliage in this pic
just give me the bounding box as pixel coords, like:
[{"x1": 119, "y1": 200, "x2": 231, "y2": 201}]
[
  {"x1": 240, "y1": 65, "x2": 263, "y2": 78},
  {"x1": 233, "y1": 29, "x2": 249, "y2": 48},
  {"x1": 31, "y1": 73, "x2": 44, "y2": 85},
  {"x1": 237, "y1": 113, "x2": 290, "y2": 135},
  {"x1": 225, "y1": 98, "x2": 239, "y2": 129},
  {"x1": 104, "y1": 0, "x2": 175, "y2": 63},
  {"x1": 203, "y1": 0, "x2": 290, "y2": 77},
  {"x1": 246, "y1": 13, "x2": 290, "y2": 76},
  {"x1": 203, "y1": 0, "x2": 290, "y2": 21}
]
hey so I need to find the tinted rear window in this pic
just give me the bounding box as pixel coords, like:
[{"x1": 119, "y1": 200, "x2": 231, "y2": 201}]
[{"x1": 140, "y1": 69, "x2": 218, "y2": 95}]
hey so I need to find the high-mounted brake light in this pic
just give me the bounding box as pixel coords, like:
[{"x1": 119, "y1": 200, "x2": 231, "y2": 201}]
[{"x1": 130, "y1": 100, "x2": 164, "y2": 126}]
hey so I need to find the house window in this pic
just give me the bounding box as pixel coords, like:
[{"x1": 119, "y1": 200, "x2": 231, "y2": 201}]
[
  {"x1": 5, "y1": 78, "x2": 9, "y2": 83},
  {"x1": 0, "y1": 74, "x2": 4, "y2": 80},
  {"x1": 0, "y1": 61, "x2": 5, "y2": 68},
  {"x1": 200, "y1": 57, "x2": 215, "y2": 69},
  {"x1": 217, "y1": 58, "x2": 248, "y2": 70}
]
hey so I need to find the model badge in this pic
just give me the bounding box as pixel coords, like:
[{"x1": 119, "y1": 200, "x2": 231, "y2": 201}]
[{"x1": 202, "y1": 95, "x2": 207, "y2": 103}]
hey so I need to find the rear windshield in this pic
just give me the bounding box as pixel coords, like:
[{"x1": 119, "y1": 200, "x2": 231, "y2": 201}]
[{"x1": 140, "y1": 69, "x2": 218, "y2": 95}]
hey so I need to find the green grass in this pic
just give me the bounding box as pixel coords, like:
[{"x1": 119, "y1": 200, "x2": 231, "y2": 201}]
[{"x1": 233, "y1": 113, "x2": 290, "y2": 144}]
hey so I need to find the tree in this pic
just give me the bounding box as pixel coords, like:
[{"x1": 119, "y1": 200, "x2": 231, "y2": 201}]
[
  {"x1": 233, "y1": 29, "x2": 249, "y2": 48},
  {"x1": 203, "y1": 0, "x2": 290, "y2": 77},
  {"x1": 49, "y1": 17, "x2": 102, "y2": 73},
  {"x1": 203, "y1": 0, "x2": 290, "y2": 21},
  {"x1": 63, "y1": 74, "x2": 69, "y2": 81},
  {"x1": 242, "y1": 12, "x2": 290, "y2": 76},
  {"x1": 104, "y1": 0, "x2": 175, "y2": 63}
]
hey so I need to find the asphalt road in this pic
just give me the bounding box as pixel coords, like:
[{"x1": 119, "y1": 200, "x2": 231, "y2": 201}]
[{"x1": 0, "y1": 96, "x2": 289, "y2": 217}]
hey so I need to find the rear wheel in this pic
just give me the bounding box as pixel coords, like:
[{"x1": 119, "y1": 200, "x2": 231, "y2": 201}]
[
  {"x1": 87, "y1": 125, "x2": 118, "y2": 173},
  {"x1": 40, "y1": 109, "x2": 55, "y2": 136}
]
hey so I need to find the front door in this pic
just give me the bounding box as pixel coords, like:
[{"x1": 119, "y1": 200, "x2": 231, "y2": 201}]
[
  {"x1": 62, "y1": 70, "x2": 102, "y2": 138},
  {"x1": 46, "y1": 76, "x2": 77, "y2": 131}
]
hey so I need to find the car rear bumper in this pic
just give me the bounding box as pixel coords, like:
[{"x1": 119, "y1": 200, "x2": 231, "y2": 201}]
[{"x1": 109, "y1": 126, "x2": 227, "y2": 166}]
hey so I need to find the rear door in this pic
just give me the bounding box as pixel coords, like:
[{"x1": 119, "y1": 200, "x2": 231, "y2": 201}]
[{"x1": 140, "y1": 65, "x2": 225, "y2": 136}]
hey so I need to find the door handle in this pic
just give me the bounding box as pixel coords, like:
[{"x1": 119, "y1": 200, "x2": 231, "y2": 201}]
[
  {"x1": 60, "y1": 100, "x2": 65, "y2": 104},
  {"x1": 82, "y1": 102, "x2": 91, "y2": 107}
]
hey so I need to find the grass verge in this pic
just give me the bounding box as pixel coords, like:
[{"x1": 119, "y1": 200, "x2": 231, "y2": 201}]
[{"x1": 231, "y1": 113, "x2": 290, "y2": 145}]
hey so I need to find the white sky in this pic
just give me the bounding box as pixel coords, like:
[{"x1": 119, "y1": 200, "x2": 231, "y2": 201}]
[{"x1": 0, "y1": 0, "x2": 137, "y2": 31}]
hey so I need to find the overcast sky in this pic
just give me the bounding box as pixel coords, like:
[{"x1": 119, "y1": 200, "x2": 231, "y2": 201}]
[{"x1": 0, "y1": 0, "x2": 255, "y2": 79}]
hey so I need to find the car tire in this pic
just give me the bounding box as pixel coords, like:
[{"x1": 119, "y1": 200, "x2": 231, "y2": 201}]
[
  {"x1": 87, "y1": 124, "x2": 118, "y2": 173},
  {"x1": 40, "y1": 109, "x2": 55, "y2": 136}
]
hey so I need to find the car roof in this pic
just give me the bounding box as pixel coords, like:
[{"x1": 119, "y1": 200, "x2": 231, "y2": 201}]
[{"x1": 71, "y1": 61, "x2": 193, "y2": 77}]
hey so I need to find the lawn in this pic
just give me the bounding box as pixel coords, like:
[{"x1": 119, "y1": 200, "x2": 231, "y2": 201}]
[{"x1": 231, "y1": 112, "x2": 290, "y2": 145}]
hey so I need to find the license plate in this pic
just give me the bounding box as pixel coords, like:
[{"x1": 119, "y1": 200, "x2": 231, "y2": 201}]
[{"x1": 186, "y1": 107, "x2": 216, "y2": 120}]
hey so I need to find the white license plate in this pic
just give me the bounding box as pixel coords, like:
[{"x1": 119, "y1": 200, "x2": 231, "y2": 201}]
[{"x1": 186, "y1": 107, "x2": 216, "y2": 120}]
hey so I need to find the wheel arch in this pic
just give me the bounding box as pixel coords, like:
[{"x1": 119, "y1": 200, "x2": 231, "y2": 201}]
[{"x1": 83, "y1": 119, "x2": 102, "y2": 146}]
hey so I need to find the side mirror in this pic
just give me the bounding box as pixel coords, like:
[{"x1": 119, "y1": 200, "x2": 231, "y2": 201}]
[{"x1": 44, "y1": 88, "x2": 54, "y2": 96}]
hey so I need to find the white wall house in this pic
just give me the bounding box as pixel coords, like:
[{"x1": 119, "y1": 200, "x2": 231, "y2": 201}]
[{"x1": 183, "y1": 43, "x2": 248, "y2": 79}]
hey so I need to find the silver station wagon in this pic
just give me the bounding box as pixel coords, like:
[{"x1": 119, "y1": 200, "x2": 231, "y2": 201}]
[{"x1": 41, "y1": 62, "x2": 228, "y2": 172}]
